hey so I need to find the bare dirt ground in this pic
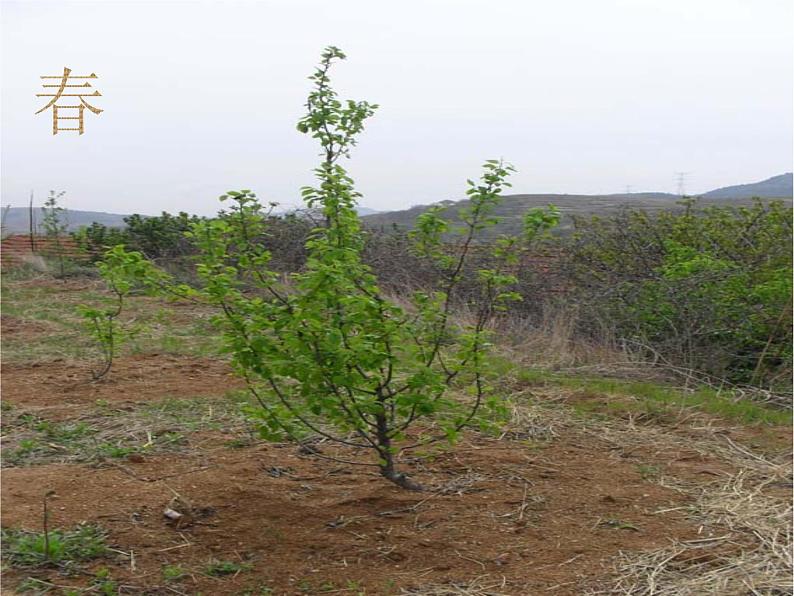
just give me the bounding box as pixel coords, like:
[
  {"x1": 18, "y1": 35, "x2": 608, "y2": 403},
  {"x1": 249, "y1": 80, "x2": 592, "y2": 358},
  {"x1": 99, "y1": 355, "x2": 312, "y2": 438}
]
[
  {"x1": 1, "y1": 277, "x2": 791, "y2": 595},
  {"x1": 2, "y1": 355, "x2": 243, "y2": 420},
  {"x1": 1, "y1": 427, "x2": 700, "y2": 594}
]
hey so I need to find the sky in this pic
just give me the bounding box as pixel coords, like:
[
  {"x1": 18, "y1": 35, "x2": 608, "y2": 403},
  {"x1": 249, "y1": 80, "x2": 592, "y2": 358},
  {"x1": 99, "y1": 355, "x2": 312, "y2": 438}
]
[{"x1": 1, "y1": 0, "x2": 792, "y2": 216}]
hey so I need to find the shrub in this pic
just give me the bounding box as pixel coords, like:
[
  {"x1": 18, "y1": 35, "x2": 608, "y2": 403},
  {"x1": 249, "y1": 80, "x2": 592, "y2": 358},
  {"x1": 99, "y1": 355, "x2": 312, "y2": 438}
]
[
  {"x1": 564, "y1": 199, "x2": 792, "y2": 388},
  {"x1": 73, "y1": 211, "x2": 203, "y2": 265},
  {"x1": 72, "y1": 222, "x2": 128, "y2": 262}
]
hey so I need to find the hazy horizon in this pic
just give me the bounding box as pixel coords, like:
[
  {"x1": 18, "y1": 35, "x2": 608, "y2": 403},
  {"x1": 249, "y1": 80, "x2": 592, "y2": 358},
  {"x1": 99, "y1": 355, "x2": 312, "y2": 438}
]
[{"x1": 2, "y1": 0, "x2": 792, "y2": 217}]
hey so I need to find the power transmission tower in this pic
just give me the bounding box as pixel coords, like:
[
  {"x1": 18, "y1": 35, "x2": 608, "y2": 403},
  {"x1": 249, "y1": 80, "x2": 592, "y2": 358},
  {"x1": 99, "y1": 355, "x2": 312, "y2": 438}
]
[
  {"x1": 674, "y1": 172, "x2": 691, "y2": 197},
  {"x1": 625, "y1": 185, "x2": 633, "y2": 195}
]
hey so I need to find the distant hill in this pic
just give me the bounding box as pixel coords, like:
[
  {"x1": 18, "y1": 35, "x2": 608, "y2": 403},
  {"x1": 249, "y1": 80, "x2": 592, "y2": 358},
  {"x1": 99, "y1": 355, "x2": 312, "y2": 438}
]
[
  {"x1": 363, "y1": 174, "x2": 793, "y2": 236},
  {"x1": 1, "y1": 207, "x2": 131, "y2": 234},
  {"x1": 1, "y1": 174, "x2": 788, "y2": 236},
  {"x1": 701, "y1": 173, "x2": 792, "y2": 199},
  {"x1": 362, "y1": 193, "x2": 790, "y2": 236}
]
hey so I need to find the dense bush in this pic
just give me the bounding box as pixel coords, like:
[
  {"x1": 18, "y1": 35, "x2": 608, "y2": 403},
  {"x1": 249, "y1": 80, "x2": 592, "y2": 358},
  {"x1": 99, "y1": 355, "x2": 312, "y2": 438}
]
[
  {"x1": 73, "y1": 222, "x2": 128, "y2": 260},
  {"x1": 73, "y1": 212, "x2": 203, "y2": 262},
  {"x1": 563, "y1": 199, "x2": 792, "y2": 388}
]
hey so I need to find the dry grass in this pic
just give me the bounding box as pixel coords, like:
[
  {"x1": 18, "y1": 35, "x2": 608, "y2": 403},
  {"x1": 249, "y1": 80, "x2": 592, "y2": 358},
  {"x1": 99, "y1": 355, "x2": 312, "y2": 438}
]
[
  {"x1": 602, "y1": 470, "x2": 792, "y2": 595},
  {"x1": 498, "y1": 310, "x2": 793, "y2": 409},
  {"x1": 561, "y1": 398, "x2": 793, "y2": 595},
  {"x1": 401, "y1": 391, "x2": 791, "y2": 595},
  {"x1": 401, "y1": 575, "x2": 513, "y2": 595},
  {"x1": 496, "y1": 308, "x2": 644, "y2": 373}
]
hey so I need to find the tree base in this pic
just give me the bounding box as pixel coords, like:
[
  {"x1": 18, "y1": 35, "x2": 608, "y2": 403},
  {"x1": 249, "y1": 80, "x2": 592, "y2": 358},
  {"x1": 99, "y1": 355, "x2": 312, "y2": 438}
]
[{"x1": 381, "y1": 468, "x2": 423, "y2": 491}]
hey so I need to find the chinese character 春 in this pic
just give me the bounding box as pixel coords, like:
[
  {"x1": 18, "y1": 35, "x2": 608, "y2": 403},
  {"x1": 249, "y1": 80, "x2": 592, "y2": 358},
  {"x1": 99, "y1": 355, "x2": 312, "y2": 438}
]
[{"x1": 36, "y1": 67, "x2": 103, "y2": 135}]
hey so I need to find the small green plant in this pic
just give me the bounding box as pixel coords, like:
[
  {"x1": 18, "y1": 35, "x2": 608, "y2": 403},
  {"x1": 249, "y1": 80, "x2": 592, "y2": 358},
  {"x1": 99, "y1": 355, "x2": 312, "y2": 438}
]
[
  {"x1": 6, "y1": 438, "x2": 42, "y2": 464},
  {"x1": 162, "y1": 564, "x2": 188, "y2": 582},
  {"x1": 93, "y1": 47, "x2": 558, "y2": 490},
  {"x1": 204, "y1": 559, "x2": 252, "y2": 577},
  {"x1": 33, "y1": 420, "x2": 92, "y2": 441},
  {"x1": 97, "y1": 444, "x2": 139, "y2": 459},
  {"x1": 636, "y1": 463, "x2": 661, "y2": 480},
  {"x1": 225, "y1": 437, "x2": 255, "y2": 449},
  {"x1": 1, "y1": 524, "x2": 108, "y2": 569},
  {"x1": 91, "y1": 567, "x2": 117, "y2": 595}
]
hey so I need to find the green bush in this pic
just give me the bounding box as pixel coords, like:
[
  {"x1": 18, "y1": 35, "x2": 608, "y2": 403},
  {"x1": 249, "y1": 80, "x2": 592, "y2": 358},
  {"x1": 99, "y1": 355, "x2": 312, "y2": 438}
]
[
  {"x1": 565, "y1": 199, "x2": 792, "y2": 388},
  {"x1": 73, "y1": 211, "x2": 203, "y2": 263}
]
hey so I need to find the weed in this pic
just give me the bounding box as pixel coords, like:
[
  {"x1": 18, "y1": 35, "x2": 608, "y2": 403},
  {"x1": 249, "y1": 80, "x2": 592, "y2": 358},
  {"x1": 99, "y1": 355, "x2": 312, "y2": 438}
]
[
  {"x1": 6, "y1": 438, "x2": 43, "y2": 464},
  {"x1": 1, "y1": 524, "x2": 108, "y2": 569},
  {"x1": 97, "y1": 444, "x2": 140, "y2": 459},
  {"x1": 0, "y1": 277, "x2": 220, "y2": 363},
  {"x1": 91, "y1": 567, "x2": 117, "y2": 595},
  {"x1": 34, "y1": 420, "x2": 92, "y2": 441},
  {"x1": 204, "y1": 559, "x2": 252, "y2": 577},
  {"x1": 162, "y1": 564, "x2": 188, "y2": 582},
  {"x1": 225, "y1": 437, "x2": 255, "y2": 449},
  {"x1": 15, "y1": 576, "x2": 61, "y2": 593},
  {"x1": 636, "y1": 463, "x2": 661, "y2": 480}
]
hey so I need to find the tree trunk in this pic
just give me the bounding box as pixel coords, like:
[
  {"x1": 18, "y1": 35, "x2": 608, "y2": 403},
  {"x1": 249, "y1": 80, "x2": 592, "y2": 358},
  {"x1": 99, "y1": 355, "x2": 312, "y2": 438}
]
[
  {"x1": 379, "y1": 457, "x2": 423, "y2": 491},
  {"x1": 375, "y1": 408, "x2": 423, "y2": 491}
]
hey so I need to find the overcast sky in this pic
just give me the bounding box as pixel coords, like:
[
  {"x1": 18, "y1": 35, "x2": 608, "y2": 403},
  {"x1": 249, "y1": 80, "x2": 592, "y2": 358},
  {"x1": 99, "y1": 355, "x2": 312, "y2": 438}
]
[{"x1": 1, "y1": 0, "x2": 792, "y2": 216}]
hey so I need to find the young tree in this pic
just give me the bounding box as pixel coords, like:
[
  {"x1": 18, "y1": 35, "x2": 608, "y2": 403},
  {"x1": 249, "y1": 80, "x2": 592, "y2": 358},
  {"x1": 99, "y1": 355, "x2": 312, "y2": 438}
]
[
  {"x1": 78, "y1": 245, "x2": 156, "y2": 380},
  {"x1": 41, "y1": 190, "x2": 69, "y2": 277},
  {"x1": 94, "y1": 47, "x2": 557, "y2": 489}
]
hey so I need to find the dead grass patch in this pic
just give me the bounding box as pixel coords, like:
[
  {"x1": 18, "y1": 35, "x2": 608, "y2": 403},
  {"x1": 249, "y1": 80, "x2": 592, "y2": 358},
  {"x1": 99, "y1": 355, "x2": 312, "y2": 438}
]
[{"x1": 556, "y1": 395, "x2": 793, "y2": 595}]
